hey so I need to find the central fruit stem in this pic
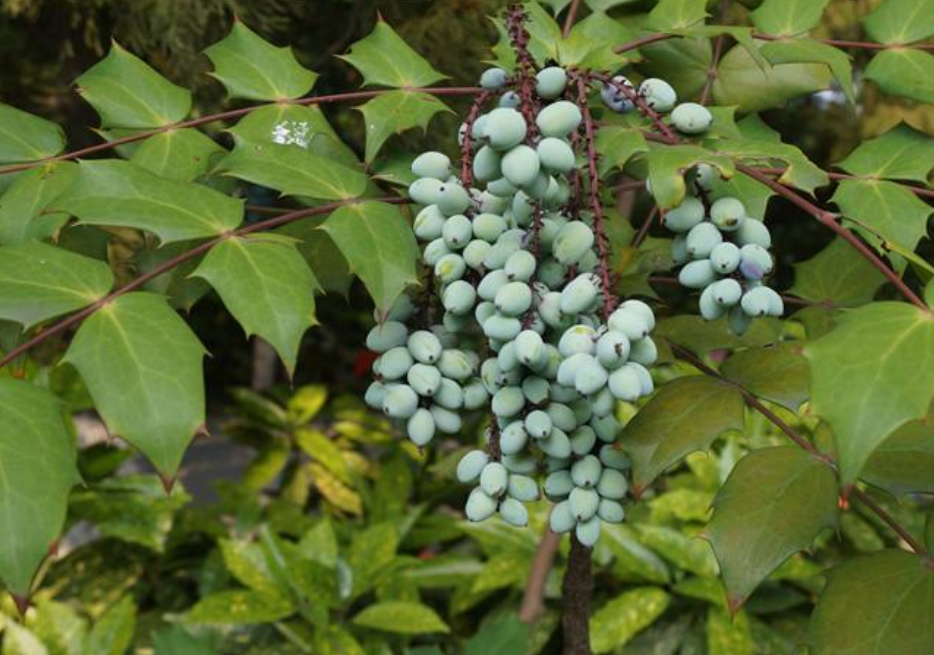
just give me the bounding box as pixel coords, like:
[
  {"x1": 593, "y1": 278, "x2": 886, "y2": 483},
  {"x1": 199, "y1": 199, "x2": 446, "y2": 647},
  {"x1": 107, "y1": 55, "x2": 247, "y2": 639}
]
[{"x1": 562, "y1": 534, "x2": 594, "y2": 655}]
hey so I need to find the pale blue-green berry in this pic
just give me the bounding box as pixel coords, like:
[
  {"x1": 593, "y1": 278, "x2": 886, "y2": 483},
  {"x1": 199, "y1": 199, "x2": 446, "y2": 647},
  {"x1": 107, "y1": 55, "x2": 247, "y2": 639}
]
[
  {"x1": 485, "y1": 107, "x2": 527, "y2": 150},
  {"x1": 557, "y1": 352, "x2": 594, "y2": 387},
  {"x1": 478, "y1": 269, "x2": 508, "y2": 300},
  {"x1": 381, "y1": 295, "x2": 415, "y2": 323},
  {"x1": 559, "y1": 324, "x2": 596, "y2": 357},
  {"x1": 434, "y1": 253, "x2": 466, "y2": 283},
  {"x1": 608, "y1": 364, "x2": 641, "y2": 401},
  {"x1": 536, "y1": 101, "x2": 582, "y2": 137},
  {"x1": 522, "y1": 375, "x2": 551, "y2": 404},
  {"x1": 575, "y1": 359, "x2": 609, "y2": 396},
  {"x1": 473, "y1": 145, "x2": 501, "y2": 183},
  {"x1": 480, "y1": 461, "x2": 508, "y2": 497},
  {"x1": 442, "y1": 214, "x2": 473, "y2": 249},
  {"x1": 465, "y1": 487, "x2": 497, "y2": 522},
  {"x1": 442, "y1": 280, "x2": 477, "y2": 315},
  {"x1": 412, "y1": 151, "x2": 451, "y2": 180},
  {"x1": 366, "y1": 321, "x2": 408, "y2": 352},
  {"x1": 488, "y1": 177, "x2": 518, "y2": 197},
  {"x1": 463, "y1": 239, "x2": 492, "y2": 270},
  {"x1": 504, "y1": 250, "x2": 537, "y2": 282},
  {"x1": 525, "y1": 409, "x2": 553, "y2": 439},
  {"x1": 475, "y1": 301, "x2": 497, "y2": 326},
  {"x1": 686, "y1": 222, "x2": 723, "y2": 258},
  {"x1": 434, "y1": 378, "x2": 464, "y2": 410},
  {"x1": 598, "y1": 499, "x2": 625, "y2": 524},
  {"x1": 638, "y1": 78, "x2": 677, "y2": 112},
  {"x1": 570, "y1": 426, "x2": 597, "y2": 456},
  {"x1": 699, "y1": 283, "x2": 726, "y2": 321},
  {"x1": 382, "y1": 384, "x2": 419, "y2": 419},
  {"x1": 499, "y1": 498, "x2": 529, "y2": 527},
  {"x1": 560, "y1": 273, "x2": 600, "y2": 314},
  {"x1": 631, "y1": 362, "x2": 654, "y2": 395},
  {"x1": 508, "y1": 475, "x2": 540, "y2": 502},
  {"x1": 502, "y1": 453, "x2": 536, "y2": 475},
  {"x1": 498, "y1": 341, "x2": 519, "y2": 372},
  {"x1": 710, "y1": 241, "x2": 741, "y2": 274},
  {"x1": 499, "y1": 91, "x2": 520, "y2": 108},
  {"x1": 729, "y1": 305, "x2": 752, "y2": 335},
  {"x1": 571, "y1": 398, "x2": 593, "y2": 425},
  {"x1": 442, "y1": 312, "x2": 467, "y2": 334},
  {"x1": 407, "y1": 330, "x2": 442, "y2": 364},
  {"x1": 501, "y1": 421, "x2": 529, "y2": 455},
  {"x1": 545, "y1": 470, "x2": 574, "y2": 499},
  {"x1": 480, "y1": 66, "x2": 508, "y2": 90},
  {"x1": 407, "y1": 363, "x2": 442, "y2": 397},
  {"x1": 710, "y1": 197, "x2": 746, "y2": 232},
  {"x1": 739, "y1": 244, "x2": 773, "y2": 279},
  {"x1": 376, "y1": 346, "x2": 414, "y2": 380},
  {"x1": 629, "y1": 336, "x2": 658, "y2": 367},
  {"x1": 671, "y1": 102, "x2": 713, "y2": 134},
  {"x1": 620, "y1": 299, "x2": 655, "y2": 331},
  {"x1": 409, "y1": 177, "x2": 444, "y2": 205},
  {"x1": 596, "y1": 468, "x2": 628, "y2": 499},
  {"x1": 407, "y1": 408, "x2": 436, "y2": 446},
  {"x1": 458, "y1": 121, "x2": 477, "y2": 147},
  {"x1": 483, "y1": 237, "x2": 521, "y2": 270},
  {"x1": 438, "y1": 349, "x2": 474, "y2": 380},
  {"x1": 711, "y1": 278, "x2": 742, "y2": 306},
  {"x1": 600, "y1": 75, "x2": 635, "y2": 113},
  {"x1": 571, "y1": 455, "x2": 603, "y2": 489},
  {"x1": 491, "y1": 386, "x2": 525, "y2": 417},
  {"x1": 551, "y1": 383, "x2": 580, "y2": 404},
  {"x1": 576, "y1": 516, "x2": 601, "y2": 546},
  {"x1": 678, "y1": 259, "x2": 718, "y2": 289},
  {"x1": 472, "y1": 212, "x2": 507, "y2": 242},
  {"x1": 525, "y1": 171, "x2": 552, "y2": 200},
  {"x1": 693, "y1": 163, "x2": 717, "y2": 191},
  {"x1": 463, "y1": 379, "x2": 490, "y2": 410},
  {"x1": 478, "y1": 190, "x2": 508, "y2": 215},
  {"x1": 553, "y1": 221, "x2": 595, "y2": 265},
  {"x1": 548, "y1": 403, "x2": 577, "y2": 432},
  {"x1": 608, "y1": 307, "x2": 649, "y2": 341},
  {"x1": 539, "y1": 428, "x2": 572, "y2": 458},
  {"x1": 423, "y1": 238, "x2": 450, "y2": 266},
  {"x1": 538, "y1": 259, "x2": 568, "y2": 289},
  {"x1": 741, "y1": 286, "x2": 771, "y2": 316},
  {"x1": 365, "y1": 381, "x2": 387, "y2": 409},
  {"x1": 431, "y1": 404, "x2": 462, "y2": 433},
  {"x1": 537, "y1": 291, "x2": 565, "y2": 328},
  {"x1": 537, "y1": 137, "x2": 576, "y2": 173},
  {"x1": 536, "y1": 66, "x2": 568, "y2": 99},
  {"x1": 512, "y1": 190, "x2": 534, "y2": 222},
  {"x1": 590, "y1": 387, "x2": 615, "y2": 417},
  {"x1": 599, "y1": 444, "x2": 630, "y2": 470},
  {"x1": 550, "y1": 500, "x2": 576, "y2": 532},
  {"x1": 495, "y1": 281, "x2": 533, "y2": 316},
  {"x1": 437, "y1": 183, "x2": 472, "y2": 216},
  {"x1": 671, "y1": 234, "x2": 690, "y2": 264},
  {"x1": 515, "y1": 330, "x2": 545, "y2": 367},
  {"x1": 596, "y1": 330, "x2": 630, "y2": 368},
  {"x1": 591, "y1": 414, "x2": 620, "y2": 442},
  {"x1": 569, "y1": 487, "x2": 599, "y2": 521},
  {"x1": 501, "y1": 144, "x2": 541, "y2": 187},
  {"x1": 761, "y1": 286, "x2": 784, "y2": 316},
  {"x1": 735, "y1": 218, "x2": 772, "y2": 249},
  {"x1": 414, "y1": 204, "x2": 446, "y2": 241}
]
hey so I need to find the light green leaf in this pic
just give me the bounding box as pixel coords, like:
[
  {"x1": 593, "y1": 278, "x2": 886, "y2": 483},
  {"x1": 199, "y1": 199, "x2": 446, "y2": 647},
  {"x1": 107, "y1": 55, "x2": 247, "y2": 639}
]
[
  {"x1": 320, "y1": 201, "x2": 419, "y2": 313},
  {"x1": 863, "y1": 0, "x2": 934, "y2": 44},
  {"x1": 596, "y1": 126, "x2": 647, "y2": 177},
  {"x1": 707, "y1": 447, "x2": 838, "y2": 608},
  {"x1": 129, "y1": 129, "x2": 226, "y2": 182},
  {"x1": 205, "y1": 21, "x2": 317, "y2": 101},
  {"x1": 622, "y1": 376, "x2": 746, "y2": 490},
  {"x1": 464, "y1": 615, "x2": 530, "y2": 655},
  {"x1": 152, "y1": 626, "x2": 217, "y2": 655},
  {"x1": 185, "y1": 590, "x2": 294, "y2": 624},
  {"x1": 0, "y1": 379, "x2": 79, "y2": 595},
  {"x1": 804, "y1": 302, "x2": 934, "y2": 484},
  {"x1": 0, "y1": 240, "x2": 113, "y2": 329},
  {"x1": 634, "y1": 524, "x2": 719, "y2": 577},
  {"x1": 647, "y1": 0, "x2": 708, "y2": 31},
  {"x1": 865, "y1": 49, "x2": 934, "y2": 104},
  {"x1": 352, "y1": 601, "x2": 449, "y2": 634},
  {"x1": 716, "y1": 138, "x2": 828, "y2": 195},
  {"x1": 863, "y1": 414, "x2": 934, "y2": 496},
  {"x1": 645, "y1": 145, "x2": 735, "y2": 210},
  {"x1": 751, "y1": 0, "x2": 831, "y2": 36},
  {"x1": 347, "y1": 522, "x2": 399, "y2": 597},
  {"x1": 298, "y1": 520, "x2": 339, "y2": 569},
  {"x1": 63, "y1": 292, "x2": 207, "y2": 477},
  {"x1": 219, "y1": 538, "x2": 286, "y2": 598},
  {"x1": 51, "y1": 160, "x2": 243, "y2": 244},
  {"x1": 810, "y1": 550, "x2": 934, "y2": 655},
  {"x1": 602, "y1": 524, "x2": 671, "y2": 584},
  {"x1": 0, "y1": 103, "x2": 65, "y2": 164},
  {"x1": 357, "y1": 90, "x2": 450, "y2": 163},
  {"x1": 707, "y1": 607, "x2": 754, "y2": 655},
  {"x1": 708, "y1": 172, "x2": 774, "y2": 220},
  {"x1": 638, "y1": 37, "x2": 712, "y2": 100},
  {"x1": 2, "y1": 621, "x2": 48, "y2": 655},
  {"x1": 295, "y1": 428, "x2": 349, "y2": 483},
  {"x1": 85, "y1": 596, "x2": 135, "y2": 655},
  {"x1": 589, "y1": 587, "x2": 671, "y2": 654},
  {"x1": 838, "y1": 124, "x2": 934, "y2": 183},
  {"x1": 339, "y1": 21, "x2": 446, "y2": 88},
  {"x1": 721, "y1": 343, "x2": 810, "y2": 411},
  {"x1": 760, "y1": 38, "x2": 854, "y2": 104},
  {"x1": 192, "y1": 234, "x2": 318, "y2": 374},
  {"x1": 790, "y1": 236, "x2": 888, "y2": 307},
  {"x1": 0, "y1": 162, "x2": 77, "y2": 245},
  {"x1": 559, "y1": 11, "x2": 635, "y2": 70},
  {"x1": 76, "y1": 42, "x2": 191, "y2": 128},
  {"x1": 832, "y1": 178, "x2": 932, "y2": 253},
  {"x1": 655, "y1": 315, "x2": 783, "y2": 353}
]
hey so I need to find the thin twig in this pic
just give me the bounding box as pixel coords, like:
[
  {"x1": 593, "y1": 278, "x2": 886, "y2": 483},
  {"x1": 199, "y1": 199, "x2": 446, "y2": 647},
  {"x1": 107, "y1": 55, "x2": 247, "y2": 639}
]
[
  {"x1": 519, "y1": 529, "x2": 561, "y2": 623},
  {"x1": 614, "y1": 32, "x2": 934, "y2": 56},
  {"x1": 562, "y1": 0, "x2": 583, "y2": 38},
  {"x1": 632, "y1": 205, "x2": 659, "y2": 247},
  {"x1": 699, "y1": 0, "x2": 730, "y2": 105}
]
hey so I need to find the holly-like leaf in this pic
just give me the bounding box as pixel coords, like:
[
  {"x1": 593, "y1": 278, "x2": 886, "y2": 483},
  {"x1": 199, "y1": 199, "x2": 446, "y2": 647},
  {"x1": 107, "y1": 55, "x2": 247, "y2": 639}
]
[
  {"x1": 622, "y1": 376, "x2": 746, "y2": 490},
  {"x1": 810, "y1": 550, "x2": 934, "y2": 655},
  {"x1": 589, "y1": 587, "x2": 671, "y2": 653},
  {"x1": 790, "y1": 237, "x2": 888, "y2": 307},
  {"x1": 63, "y1": 292, "x2": 207, "y2": 478},
  {"x1": 706, "y1": 447, "x2": 838, "y2": 609},
  {"x1": 804, "y1": 302, "x2": 934, "y2": 484},
  {"x1": 751, "y1": 0, "x2": 831, "y2": 36},
  {"x1": 277, "y1": 216, "x2": 354, "y2": 296},
  {"x1": 0, "y1": 103, "x2": 66, "y2": 164},
  {"x1": 356, "y1": 90, "x2": 450, "y2": 163},
  {"x1": 352, "y1": 601, "x2": 449, "y2": 634},
  {"x1": 647, "y1": 0, "x2": 708, "y2": 31},
  {"x1": 339, "y1": 21, "x2": 446, "y2": 88},
  {"x1": 645, "y1": 144, "x2": 735, "y2": 210},
  {"x1": 76, "y1": 42, "x2": 191, "y2": 128},
  {"x1": 0, "y1": 162, "x2": 77, "y2": 245},
  {"x1": 0, "y1": 379, "x2": 79, "y2": 596},
  {"x1": 863, "y1": 0, "x2": 934, "y2": 45},
  {"x1": 760, "y1": 39, "x2": 854, "y2": 104},
  {"x1": 721, "y1": 343, "x2": 810, "y2": 411},
  {"x1": 863, "y1": 414, "x2": 934, "y2": 496},
  {"x1": 832, "y1": 179, "x2": 932, "y2": 253},
  {"x1": 708, "y1": 172, "x2": 774, "y2": 220},
  {"x1": 86, "y1": 596, "x2": 136, "y2": 655},
  {"x1": 0, "y1": 240, "x2": 114, "y2": 329},
  {"x1": 51, "y1": 160, "x2": 243, "y2": 244},
  {"x1": 655, "y1": 315, "x2": 783, "y2": 354},
  {"x1": 192, "y1": 234, "x2": 318, "y2": 375},
  {"x1": 865, "y1": 49, "x2": 934, "y2": 104},
  {"x1": 205, "y1": 21, "x2": 317, "y2": 101},
  {"x1": 320, "y1": 201, "x2": 419, "y2": 314},
  {"x1": 638, "y1": 37, "x2": 712, "y2": 100},
  {"x1": 559, "y1": 11, "x2": 635, "y2": 70},
  {"x1": 596, "y1": 126, "x2": 647, "y2": 177},
  {"x1": 716, "y1": 138, "x2": 828, "y2": 195},
  {"x1": 129, "y1": 129, "x2": 226, "y2": 182},
  {"x1": 838, "y1": 124, "x2": 934, "y2": 183}
]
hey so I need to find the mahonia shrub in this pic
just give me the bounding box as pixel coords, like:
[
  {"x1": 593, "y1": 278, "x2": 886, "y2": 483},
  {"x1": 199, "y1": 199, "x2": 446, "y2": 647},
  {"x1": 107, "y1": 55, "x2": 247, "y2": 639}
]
[{"x1": 0, "y1": 1, "x2": 933, "y2": 654}]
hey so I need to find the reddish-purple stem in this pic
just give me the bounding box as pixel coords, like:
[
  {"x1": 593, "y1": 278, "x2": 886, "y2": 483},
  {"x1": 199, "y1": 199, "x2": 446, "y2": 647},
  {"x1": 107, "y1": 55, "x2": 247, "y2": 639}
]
[{"x1": 460, "y1": 91, "x2": 492, "y2": 188}]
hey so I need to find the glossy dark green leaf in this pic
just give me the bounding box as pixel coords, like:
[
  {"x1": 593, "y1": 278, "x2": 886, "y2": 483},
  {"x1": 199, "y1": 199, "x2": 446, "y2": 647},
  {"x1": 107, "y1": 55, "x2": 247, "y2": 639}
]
[
  {"x1": 63, "y1": 292, "x2": 207, "y2": 477},
  {"x1": 838, "y1": 124, "x2": 934, "y2": 183},
  {"x1": 789, "y1": 237, "x2": 888, "y2": 307},
  {"x1": 832, "y1": 179, "x2": 932, "y2": 253},
  {"x1": 357, "y1": 90, "x2": 450, "y2": 163},
  {"x1": 655, "y1": 315, "x2": 783, "y2": 354},
  {"x1": 277, "y1": 217, "x2": 353, "y2": 296},
  {"x1": 0, "y1": 103, "x2": 66, "y2": 164},
  {"x1": 340, "y1": 21, "x2": 446, "y2": 88},
  {"x1": 760, "y1": 38, "x2": 854, "y2": 104},
  {"x1": 751, "y1": 0, "x2": 831, "y2": 36},
  {"x1": 865, "y1": 49, "x2": 934, "y2": 104},
  {"x1": 0, "y1": 240, "x2": 114, "y2": 329},
  {"x1": 0, "y1": 379, "x2": 79, "y2": 595},
  {"x1": 205, "y1": 22, "x2": 318, "y2": 101},
  {"x1": 721, "y1": 343, "x2": 810, "y2": 411},
  {"x1": 863, "y1": 414, "x2": 934, "y2": 496},
  {"x1": 639, "y1": 37, "x2": 712, "y2": 100},
  {"x1": 706, "y1": 447, "x2": 838, "y2": 608},
  {"x1": 589, "y1": 587, "x2": 671, "y2": 654},
  {"x1": 863, "y1": 0, "x2": 934, "y2": 44},
  {"x1": 559, "y1": 11, "x2": 635, "y2": 70},
  {"x1": 0, "y1": 162, "x2": 77, "y2": 245},
  {"x1": 804, "y1": 302, "x2": 934, "y2": 484},
  {"x1": 810, "y1": 550, "x2": 934, "y2": 655},
  {"x1": 596, "y1": 126, "x2": 647, "y2": 177},
  {"x1": 717, "y1": 138, "x2": 828, "y2": 195},
  {"x1": 76, "y1": 42, "x2": 191, "y2": 128},
  {"x1": 646, "y1": 145, "x2": 735, "y2": 210},
  {"x1": 622, "y1": 376, "x2": 746, "y2": 490},
  {"x1": 647, "y1": 0, "x2": 708, "y2": 31},
  {"x1": 129, "y1": 129, "x2": 226, "y2": 182},
  {"x1": 352, "y1": 601, "x2": 449, "y2": 634}
]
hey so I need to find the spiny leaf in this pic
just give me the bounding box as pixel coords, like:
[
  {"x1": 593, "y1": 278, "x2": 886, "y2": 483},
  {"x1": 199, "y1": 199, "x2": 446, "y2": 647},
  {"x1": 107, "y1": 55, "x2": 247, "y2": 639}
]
[
  {"x1": 51, "y1": 160, "x2": 243, "y2": 244},
  {"x1": 129, "y1": 129, "x2": 226, "y2": 182},
  {"x1": 832, "y1": 178, "x2": 932, "y2": 254},
  {"x1": 352, "y1": 601, "x2": 449, "y2": 634},
  {"x1": 339, "y1": 21, "x2": 446, "y2": 88},
  {"x1": 645, "y1": 144, "x2": 735, "y2": 210},
  {"x1": 356, "y1": 90, "x2": 450, "y2": 163},
  {"x1": 63, "y1": 292, "x2": 207, "y2": 478},
  {"x1": 706, "y1": 447, "x2": 838, "y2": 609},
  {"x1": 863, "y1": 0, "x2": 934, "y2": 45},
  {"x1": 596, "y1": 126, "x2": 647, "y2": 177},
  {"x1": 751, "y1": 0, "x2": 832, "y2": 36},
  {"x1": 863, "y1": 413, "x2": 934, "y2": 496},
  {"x1": 721, "y1": 343, "x2": 810, "y2": 411},
  {"x1": 789, "y1": 236, "x2": 888, "y2": 307},
  {"x1": 0, "y1": 240, "x2": 114, "y2": 329},
  {"x1": 205, "y1": 21, "x2": 317, "y2": 101},
  {"x1": 192, "y1": 234, "x2": 319, "y2": 375},
  {"x1": 865, "y1": 49, "x2": 934, "y2": 104},
  {"x1": 559, "y1": 11, "x2": 635, "y2": 70},
  {"x1": 0, "y1": 379, "x2": 79, "y2": 596},
  {"x1": 760, "y1": 38, "x2": 854, "y2": 104},
  {"x1": 716, "y1": 138, "x2": 828, "y2": 195},
  {"x1": 0, "y1": 103, "x2": 66, "y2": 164},
  {"x1": 647, "y1": 0, "x2": 708, "y2": 31},
  {"x1": 76, "y1": 42, "x2": 191, "y2": 128},
  {"x1": 320, "y1": 201, "x2": 419, "y2": 314},
  {"x1": 837, "y1": 124, "x2": 934, "y2": 183},
  {"x1": 804, "y1": 302, "x2": 934, "y2": 484},
  {"x1": 0, "y1": 162, "x2": 77, "y2": 245}
]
